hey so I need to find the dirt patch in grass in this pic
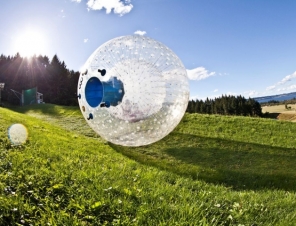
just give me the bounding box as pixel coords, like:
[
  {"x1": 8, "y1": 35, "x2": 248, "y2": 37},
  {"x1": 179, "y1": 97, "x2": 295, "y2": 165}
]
[
  {"x1": 277, "y1": 113, "x2": 296, "y2": 122},
  {"x1": 262, "y1": 104, "x2": 296, "y2": 121}
]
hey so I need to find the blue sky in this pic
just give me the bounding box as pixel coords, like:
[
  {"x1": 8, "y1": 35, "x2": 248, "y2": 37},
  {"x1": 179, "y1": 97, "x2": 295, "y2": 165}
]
[{"x1": 1, "y1": 0, "x2": 296, "y2": 100}]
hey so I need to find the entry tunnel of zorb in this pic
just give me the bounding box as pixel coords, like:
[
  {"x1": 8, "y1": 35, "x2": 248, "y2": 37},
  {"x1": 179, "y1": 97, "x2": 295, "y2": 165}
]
[
  {"x1": 78, "y1": 35, "x2": 189, "y2": 146},
  {"x1": 84, "y1": 76, "x2": 124, "y2": 108}
]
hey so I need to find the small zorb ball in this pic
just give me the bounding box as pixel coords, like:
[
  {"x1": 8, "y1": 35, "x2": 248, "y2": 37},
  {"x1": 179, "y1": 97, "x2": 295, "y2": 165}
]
[{"x1": 77, "y1": 35, "x2": 189, "y2": 146}]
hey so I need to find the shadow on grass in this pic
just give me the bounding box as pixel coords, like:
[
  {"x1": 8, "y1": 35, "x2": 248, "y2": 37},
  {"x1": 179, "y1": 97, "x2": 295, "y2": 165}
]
[
  {"x1": 262, "y1": 112, "x2": 280, "y2": 119},
  {"x1": 109, "y1": 132, "x2": 296, "y2": 191}
]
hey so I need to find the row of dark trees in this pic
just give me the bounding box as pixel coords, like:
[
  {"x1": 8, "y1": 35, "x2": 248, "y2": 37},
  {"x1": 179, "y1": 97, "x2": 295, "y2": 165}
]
[
  {"x1": 186, "y1": 95, "x2": 262, "y2": 117},
  {"x1": 0, "y1": 53, "x2": 80, "y2": 105},
  {"x1": 260, "y1": 98, "x2": 296, "y2": 107},
  {"x1": 0, "y1": 53, "x2": 262, "y2": 118}
]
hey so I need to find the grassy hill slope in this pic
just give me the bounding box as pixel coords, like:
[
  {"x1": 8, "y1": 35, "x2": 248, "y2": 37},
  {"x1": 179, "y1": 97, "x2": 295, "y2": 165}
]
[{"x1": 0, "y1": 104, "x2": 296, "y2": 225}]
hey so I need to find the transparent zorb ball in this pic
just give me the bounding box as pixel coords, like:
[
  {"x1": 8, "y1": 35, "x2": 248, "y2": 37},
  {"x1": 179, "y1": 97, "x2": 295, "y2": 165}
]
[{"x1": 77, "y1": 35, "x2": 189, "y2": 146}]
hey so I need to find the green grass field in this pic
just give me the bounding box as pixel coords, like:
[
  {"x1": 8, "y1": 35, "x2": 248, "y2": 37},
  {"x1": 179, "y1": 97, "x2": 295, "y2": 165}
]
[{"x1": 1, "y1": 104, "x2": 296, "y2": 225}]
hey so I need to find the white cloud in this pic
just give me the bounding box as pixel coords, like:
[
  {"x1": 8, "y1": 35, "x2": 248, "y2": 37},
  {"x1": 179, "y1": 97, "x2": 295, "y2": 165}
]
[
  {"x1": 277, "y1": 84, "x2": 296, "y2": 92},
  {"x1": 84, "y1": 38, "x2": 89, "y2": 43},
  {"x1": 186, "y1": 67, "x2": 215, "y2": 81},
  {"x1": 266, "y1": 85, "x2": 276, "y2": 91},
  {"x1": 247, "y1": 90, "x2": 258, "y2": 97},
  {"x1": 86, "y1": 0, "x2": 133, "y2": 16},
  {"x1": 134, "y1": 30, "x2": 146, "y2": 36},
  {"x1": 226, "y1": 91, "x2": 237, "y2": 96},
  {"x1": 265, "y1": 71, "x2": 296, "y2": 92},
  {"x1": 213, "y1": 89, "x2": 218, "y2": 93},
  {"x1": 288, "y1": 84, "x2": 296, "y2": 90},
  {"x1": 278, "y1": 72, "x2": 296, "y2": 85},
  {"x1": 189, "y1": 95, "x2": 200, "y2": 100},
  {"x1": 72, "y1": 0, "x2": 82, "y2": 2}
]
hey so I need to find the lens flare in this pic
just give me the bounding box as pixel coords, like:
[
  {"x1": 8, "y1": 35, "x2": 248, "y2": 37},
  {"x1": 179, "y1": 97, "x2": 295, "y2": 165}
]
[{"x1": 8, "y1": 124, "x2": 28, "y2": 145}]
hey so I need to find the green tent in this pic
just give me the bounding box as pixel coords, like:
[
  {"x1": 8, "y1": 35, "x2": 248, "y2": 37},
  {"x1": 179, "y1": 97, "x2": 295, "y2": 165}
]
[{"x1": 22, "y1": 87, "x2": 37, "y2": 105}]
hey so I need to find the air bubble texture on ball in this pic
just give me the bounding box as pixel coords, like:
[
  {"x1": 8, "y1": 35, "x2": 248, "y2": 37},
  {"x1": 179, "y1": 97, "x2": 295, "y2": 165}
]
[{"x1": 78, "y1": 35, "x2": 189, "y2": 146}]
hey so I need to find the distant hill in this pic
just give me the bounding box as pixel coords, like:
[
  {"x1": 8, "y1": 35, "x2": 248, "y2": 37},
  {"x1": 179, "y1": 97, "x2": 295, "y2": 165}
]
[{"x1": 254, "y1": 92, "x2": 296, "y2": 103}]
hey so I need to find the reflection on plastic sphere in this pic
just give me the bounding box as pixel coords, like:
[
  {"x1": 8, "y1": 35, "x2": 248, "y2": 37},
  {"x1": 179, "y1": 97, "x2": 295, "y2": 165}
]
[
  {"x1": 8, "y1": 124, "x2": 28, "y2": 145},
  {"x1": 78, "y1": 35, "x2": 189, "y2": 146}
]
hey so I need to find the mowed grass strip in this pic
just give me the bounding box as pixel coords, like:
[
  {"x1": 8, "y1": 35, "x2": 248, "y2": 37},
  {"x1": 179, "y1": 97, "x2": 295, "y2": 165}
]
[{"x1": 0, "y1": 105, "x2": 296, "y2": 225}]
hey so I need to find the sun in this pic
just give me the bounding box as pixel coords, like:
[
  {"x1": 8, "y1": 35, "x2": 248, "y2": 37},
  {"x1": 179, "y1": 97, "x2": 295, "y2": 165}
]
[{"x1": 14, "y1": 31, "x2": 46, "y2": 57}]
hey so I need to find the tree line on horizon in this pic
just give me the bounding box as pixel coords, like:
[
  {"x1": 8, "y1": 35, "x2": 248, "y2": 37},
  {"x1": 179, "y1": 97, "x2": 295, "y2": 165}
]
[
  {"x1": 0, "y1": 53, "x2": 262, "y2": 118},
  {"x1": 0, "y1": 53, "x2": 80, "y2": 106},
  {"x1": 260, "y1": 99, "x2": 296, "y2": 107},
  {"x1": 186, "y1": 95, "x2": 262, "y2": 117}
]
